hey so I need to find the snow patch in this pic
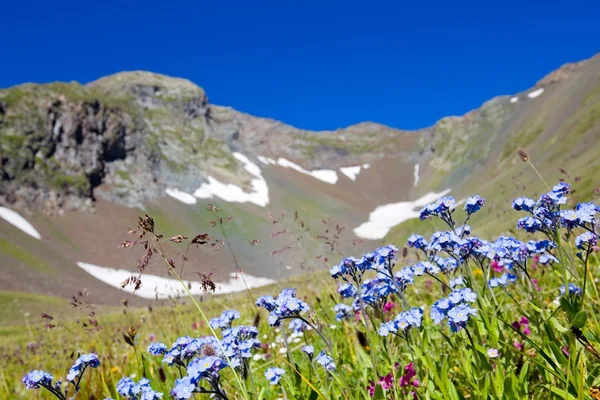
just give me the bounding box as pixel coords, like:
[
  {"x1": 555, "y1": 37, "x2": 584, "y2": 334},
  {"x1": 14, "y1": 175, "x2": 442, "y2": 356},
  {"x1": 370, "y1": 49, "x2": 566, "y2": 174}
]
[
  {"x1": 257, "y1": 156, "x2": 276, "y2": 165},
  {"x1": 340, "y1": 165, "x2": 362, "y2": 181},
  {"x1": 527, "y1": 88, "x2": 544, "y2": 99},
  {"x1": 362, "y1": 163, "x2": 370, "y2": 169},
  {"x1": 353, "y1": 189, "x2": 452, "y2": 240},
  {"x1": 413, "y1": 164, "x2": 420, "y2": 187},
  {"x1": 193, "y1": 153, "x2": 269, "y2": 207},
  {"x1": 165, "y1": 188, "x2": 197, "y2": 204},
  {"x1": 76, "y1": 262, "x2": 276, "y2": 299},
  {"x1": 276, "y1": 158, "x2": 338, "y2": 184},
  {"x1": 510, "y1": 97, "x2": 518, "y2": 103},
  {"x1": 0, "y1": 207, "x2": 41, "y2": 240}
]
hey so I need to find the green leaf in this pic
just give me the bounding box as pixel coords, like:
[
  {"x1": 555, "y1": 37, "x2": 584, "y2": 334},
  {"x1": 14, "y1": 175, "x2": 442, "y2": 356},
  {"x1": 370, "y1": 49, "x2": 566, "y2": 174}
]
[
  {"x1": 308, "y1": 389, "x2": 319, "y2": 400},
  {"x1": 573, "y1": 311, "x2": 588, "y2": 329},
  {"x1": 372, "y1": 384, "x2": 385, "y2": 400}
]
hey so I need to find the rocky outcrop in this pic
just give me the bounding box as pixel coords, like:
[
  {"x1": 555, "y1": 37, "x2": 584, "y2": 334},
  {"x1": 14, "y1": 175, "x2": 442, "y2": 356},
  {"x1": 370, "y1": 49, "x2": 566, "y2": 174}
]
[{"x1": 0, "y1": 72, "x2": 413, "y2": 212}]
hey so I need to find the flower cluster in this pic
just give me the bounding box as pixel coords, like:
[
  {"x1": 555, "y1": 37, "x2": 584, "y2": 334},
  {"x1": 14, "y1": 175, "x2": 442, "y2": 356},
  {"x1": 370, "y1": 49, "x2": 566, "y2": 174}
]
[
  {"x1": 560, "y1": 283, "x2": 582, "y2": 297},
  {"x1": 431, "y1": 289, "x2": 477, "y2": 332},
  {"x1": 256, "y1": 288, "x2": 310, "y2": 326},
  {"x1": 334, "y1": 303, "x2": 353, "y2": 321},
  {"x1": 23, "y1": 353, "x2": 101, "y2": 399},
  {"x1": 221, "y1": 325, "x2": 260, "y2": 368},
  {"x1": 66, "y1": 354, "x2": 100, "y2": 383},
  {"x1": 149, "y1": 336, "x2": 222, "y2": 367},
  {"x1": 264, "y1": 367, "x2": 285, "y2": 385},
  {"x1": 315, "y1": 350, "x2": 336, "y2": 372},
  {"x1": 117, "y1": 377, "x2": 163, "y2": 400},
  {"x1": 419, "y1": 196, "x2": 456, "y2": 220},
  {"x1": 379, "y1": 308, "x2": 423, "y2": 337},
  {"x1": 22, "y1": 370, "x2": 54, "y2": 390},
  {"x1": 209, "y1": 309, "x2": 240, "y2": 330}
]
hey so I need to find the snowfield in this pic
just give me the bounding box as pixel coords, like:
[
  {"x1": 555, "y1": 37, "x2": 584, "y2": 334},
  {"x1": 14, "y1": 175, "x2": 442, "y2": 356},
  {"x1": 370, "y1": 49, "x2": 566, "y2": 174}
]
[
  {"x1": 193, "y1": 153, "x2": 270, "y2": 207},
  {"x1": 276, "y1": 158, "x2": 338, "y2": 184},
  {"x1": 165, "y1": 188, "x2": 197, "y2": 204},
  {"x1": 340, "y1": 165, "x2": 362, "y2": 181},
  {"x1": 527, "y1": 88, "x2": 544, "y2": 99},
  {"x1": 0, "y1": 207, "x2": 41, "y2": 240},
  {"x1": 413, "y1": 164, "x2": 420, "y2": 187},
  {"x1": 353, "y1": 189, "x2": 452, "y2": 240},
  {"x1": 76, "y1": 262, "x2": 276, "y2": 299}
]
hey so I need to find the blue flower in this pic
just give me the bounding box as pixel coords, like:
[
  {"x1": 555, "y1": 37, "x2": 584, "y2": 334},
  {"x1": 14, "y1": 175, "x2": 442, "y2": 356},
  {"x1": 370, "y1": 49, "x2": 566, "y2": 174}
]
[
  {"x1": 575, "y1": 231, "x2": 597, "y2": 250},
  {"x1": 171, "y1": 377, "x2": 195, "y2": 399},
  {"x1": 560, "y1": 283, "x2": 582, "y2": 297},
  {"x1": 302, "y1": 345, "x2": 314, "y2": 357},
  {"x1": 256, "y1": 295, "x2": 277, "y2": 312},
  {"x1": 449, "y1": 276, "x2": 464, "y2": 288},
  {"x1": 117, "y1": 377, "x2": 162, "y2": 399},
  {"x1": 209, "y1": 309, "x2": 240, "y2": 330},
  {"x1": 148, "y1": 342, "x2": 167, "y2": 356},
  {"x1": 22, "y1": 370, "x2": 53, "y2": 389},
  {"x1": 407, "y1": 234, "x2": 428, "y2": 251},
  {"x1": 464, "y1": 195, "x2": 485, "y2": 215},
  {"x1": 316, "y1": 351, "x2": 336, "y2": 372},
  {"x1": 513, "y1": 197, "x2": 536, "y2": 213},
  {"x1": 333, "y1": 304, "x2": 353, "y2": 321},
  {"x1": 338, "y1": 283, "x2": 357, "y2": 298},
  {"x1": 265, "y1": 367, "x2": 285, "y2": 385},
  {"x1": 517, "y1": 217, "x2": 543, "y2": 233}
]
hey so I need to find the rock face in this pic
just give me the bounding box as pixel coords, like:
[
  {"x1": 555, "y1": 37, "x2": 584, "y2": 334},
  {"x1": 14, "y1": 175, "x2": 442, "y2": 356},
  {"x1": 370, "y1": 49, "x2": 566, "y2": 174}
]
[{"x1": 0, "y1": 71, "x2": 418, "y2": 212}]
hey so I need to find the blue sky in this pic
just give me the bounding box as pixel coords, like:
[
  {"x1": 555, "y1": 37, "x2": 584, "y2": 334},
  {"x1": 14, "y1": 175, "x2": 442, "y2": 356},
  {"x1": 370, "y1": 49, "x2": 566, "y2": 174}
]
[{"x1": 1, "y1": 0, "x2": 598, "y2": 130}]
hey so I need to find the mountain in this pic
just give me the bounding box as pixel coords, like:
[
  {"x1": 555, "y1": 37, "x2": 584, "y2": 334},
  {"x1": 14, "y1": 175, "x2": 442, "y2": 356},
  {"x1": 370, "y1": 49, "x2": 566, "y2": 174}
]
[{"x1": 1, "y1": 54, "x2": 600, "y2": 317}]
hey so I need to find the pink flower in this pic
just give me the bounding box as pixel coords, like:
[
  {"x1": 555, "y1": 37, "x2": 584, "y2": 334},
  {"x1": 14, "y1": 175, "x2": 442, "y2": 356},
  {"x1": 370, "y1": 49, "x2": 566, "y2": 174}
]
[
  {"x1": 399, "y1": 362, "x2": 417, "y2": 387},
  {"x1": 383, "y1": 302, "x2": 395, "y2": 313},
  {"x1": 513, "y1": 341, "x2": 524, "y2": 350},
  {"x1": 367, "y1": 381, "x2": 375, "y2": 397},
  {"x1": 491, "y1": 261, "x2": 503, "y2": 273},
  {"x1": 522, "y1": 326, "x2": 531, "y2": 336},
  {"x1": 379, "y1": 373, "x2": 394, "y2": 389},
  {"x1": 562, "y1": 346, "x2": 570, "y2": 357},
  {"x1": 519, "y1": 316, "x2": 529, "y2": 325},
  {"x1": 355, "y1": 311, "x2": 362, "y2": 322}
]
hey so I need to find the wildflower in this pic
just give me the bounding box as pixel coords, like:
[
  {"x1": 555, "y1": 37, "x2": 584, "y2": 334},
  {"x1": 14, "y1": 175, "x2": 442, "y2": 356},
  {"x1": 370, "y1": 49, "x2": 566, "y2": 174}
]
[
  {"x1": 22, "y1": 370, "x2": 53, "y2": 389},
  {"x1": 334, "y1": 304, "x2": 353, "y2": 321},
  {"x1": 171, "y1": 377, "x2": 195, "y2": 399},
  {"x1": 187, "y1": 356, "x2": 227, "y2": 383},
  {"x1": 575, "y1": 231, "x2": 597, "y2": 250},
  {"x1": 316, "y1": 350, "x2": 336, "y2": 372},
  {"x1": 383, "y1": 301, "x2": 395, "y2": 313},
  {"x1": 258, "y1": 288, "x2": 310, "y2": 327},
  {"x1": 256, "y1": 296, "x2": 277, "y2": 312},
  {"x1": 487, "y1": 348, "x2": 499, "y2": 358},
  {"x1": 449, "y1": 276, "x2": 464, "y2": 288},
  {"x1": 517, "y1": 217, "x2": 543, "y2": 233},
  {"x1": 338, "y1": 283, "x2": 357, "y2": 298},
  {"x1": 399, "y1": 362, "x2": 417, "y2": 387},
  {"x1": 513, "y1": 197, "x2": 536, "y2": 213},
  {"x1": 302, "y1": 345, "x2": 314, "y2": 358},
  {"x1": 147, "y1": 342, "x2": 167, "y2": 355},
  {"x1": 464, "y1": 195, "x2": 485, "y2": 215},
  {"x1": 264, "y1": 367, "x2": 285, "y2": 385},
  {"x1": 117, "y1": 377, "x2": 162, "y2": 399},
  {"x1": 407, "y1": 234, "x2": 428, "y2": 251},
  {"x1": 209, "y1": 309, "x2": 240, "y2": 330},
  {"x1": 560, "y1": 283, "x2": 582, "y2": 297}
]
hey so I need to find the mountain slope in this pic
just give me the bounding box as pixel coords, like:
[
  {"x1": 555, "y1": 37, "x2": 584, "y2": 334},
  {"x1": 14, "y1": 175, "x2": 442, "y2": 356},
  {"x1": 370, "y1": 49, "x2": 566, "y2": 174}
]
[{"x1": 1, "y1": 54, "x2": 599, "y2": 314}]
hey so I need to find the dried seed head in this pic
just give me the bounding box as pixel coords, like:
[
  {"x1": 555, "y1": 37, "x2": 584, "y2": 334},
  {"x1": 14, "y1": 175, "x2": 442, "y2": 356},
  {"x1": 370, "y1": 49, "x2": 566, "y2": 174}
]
[
  {"x1": 517, "y1": 148, "x2": 529, "y2": 161},
  {"x1": 200, "y1": 344, "x2": 217, "y2": 357}
]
